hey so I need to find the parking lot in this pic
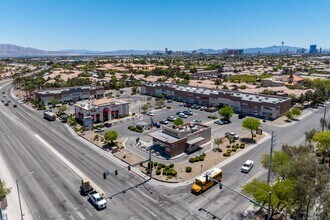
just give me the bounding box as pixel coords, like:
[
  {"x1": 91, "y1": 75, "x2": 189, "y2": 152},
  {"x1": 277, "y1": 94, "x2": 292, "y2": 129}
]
[{"x1": 105, "y1": 99, "x2": 251, "y2": 147}]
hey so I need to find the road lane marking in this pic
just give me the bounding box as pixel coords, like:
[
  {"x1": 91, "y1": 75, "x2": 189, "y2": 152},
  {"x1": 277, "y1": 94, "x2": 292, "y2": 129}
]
[
  {"x1": 85, "y1": 208, "x2": 93, "y2": 216},
  {"x1": 76, "y1": 211, "x2": 86, "y2": 220},
  {"x1": 34, "y1": 134, "x2": 105, "y2": 196}
]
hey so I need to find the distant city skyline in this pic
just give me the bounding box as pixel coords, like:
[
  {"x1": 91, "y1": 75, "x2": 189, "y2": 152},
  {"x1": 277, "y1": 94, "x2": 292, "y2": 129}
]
[{"x1": 0, "y1": 0, "x2": 329, "y2": 51}]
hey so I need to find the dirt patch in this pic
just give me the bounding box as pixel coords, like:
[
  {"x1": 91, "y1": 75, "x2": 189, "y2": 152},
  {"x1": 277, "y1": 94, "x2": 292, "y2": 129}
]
[{"x1": 115, "y1": 150, "x2": 145, "y2": 165}]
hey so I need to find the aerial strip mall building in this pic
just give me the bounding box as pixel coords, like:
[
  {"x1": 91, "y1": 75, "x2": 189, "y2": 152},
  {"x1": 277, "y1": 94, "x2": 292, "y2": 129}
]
[{"x1": 141, "y1": 83, "x2": 291, "y2": 119}]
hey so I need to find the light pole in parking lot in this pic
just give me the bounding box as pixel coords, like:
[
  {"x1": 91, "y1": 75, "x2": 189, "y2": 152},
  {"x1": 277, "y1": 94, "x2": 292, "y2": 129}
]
[{"x1": 16, "y1": 171, "x2": 34, "y2": 220}]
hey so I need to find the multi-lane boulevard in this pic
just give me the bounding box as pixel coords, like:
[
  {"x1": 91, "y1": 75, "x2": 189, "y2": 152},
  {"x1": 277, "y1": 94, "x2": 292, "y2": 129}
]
[{"x1": 0, "y1": 79, "x2": 329, "y2": 220}]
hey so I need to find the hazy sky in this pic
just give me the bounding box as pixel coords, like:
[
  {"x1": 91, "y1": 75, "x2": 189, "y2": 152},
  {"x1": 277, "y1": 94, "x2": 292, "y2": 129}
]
[{"x1": 1, "y1": 0, "x2": 329, "y2": 51}]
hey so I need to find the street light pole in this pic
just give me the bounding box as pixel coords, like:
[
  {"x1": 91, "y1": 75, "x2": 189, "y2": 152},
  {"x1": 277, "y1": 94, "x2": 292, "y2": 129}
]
[
  {"x1": 16, "y1": 171, "x2": 34, "y2": 220},
  {"x1": 16, "y1": 179, "x2": 23, "y2": 220},
  {"x1": 267, "y1": 131, "x2": 276, "y2": 220}
]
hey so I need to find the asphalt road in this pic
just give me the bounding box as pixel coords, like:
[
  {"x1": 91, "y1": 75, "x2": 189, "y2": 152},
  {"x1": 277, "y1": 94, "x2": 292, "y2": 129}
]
[
  {"x1": 0, "y1": 81, "x2": 193, "y2": 220},
  {"x1": 1, "y1": 79, "x2": 329, "y2": 220}
]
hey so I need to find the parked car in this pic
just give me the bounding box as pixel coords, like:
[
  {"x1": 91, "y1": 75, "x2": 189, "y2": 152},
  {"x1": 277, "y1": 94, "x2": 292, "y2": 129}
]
[
  {"x1": 147, "y1": 111, "x2": 154, "y2": 116},
  {"x1": 167, "y1": 116, "x2": 176, "y2": 122},
  {"x1": 60, "y1": 114, "x2": 67, "y2": 122},
  {"x1": 200, "y1": 106, "x2": 206, "y2": 111},
  {"x1": 7, "y1": 100, "x2": 11, "y2": 103},
  {"x1": 160, "y1": 119, "x2": 169, "y2": 124},
  {"x1": 179, "y1": 102, "x2": 184, "y2": 106},
  {"x1": 241, "y1": 160, "x2": 254, "y2": 173},
  {"x1": 221, "y1": 119, "x2": 230, "y2": 124},
  {"x1": 1, "y1": 100, "x2": 4, "y2": 103},
  {"x1": 94, "y1": 128, "x2": 105, "y2": 133},
  {"x1": 214, "y1": 119, "x2": 224, "y2": 125},
  {"x1": 191, "y1": 104, "x2": 196, "y2": 109},
  {"x1": 184, "y1": 103, "x2": 189, "y2": 107},
  {"x1": 176, "y1": 111, "x2": 183, "y2": 115},
  {"x1": 183, "y1": 110, "x2": 193, "y2": 115},
  {"x1": 2, "y1": 92, "x2": 4, "y2": 94},
  {"x1": 179, "y1": 113, "x2": 187, "y2": 118},
  {"x1": 238, "y1": 114, "x2": 246, "y2": 119},
  {"x1": 193, "y1": 119, "x2": 202, "y2": 123},
  {"x1": 195, "y1": 105, "x2": 201, "y2": 109},
  {"x1": 225, "y1": 132, "x2": 239, "y2": 140},
  {"x1": 167, "y1": 99, "x2": 173, "y2": 103},
  {"x1": 4, "y1": 103, "x2": 9, "y2": 106},
  {"x1": 104, "y1": 122, "x2": 112, "y2": 127}
]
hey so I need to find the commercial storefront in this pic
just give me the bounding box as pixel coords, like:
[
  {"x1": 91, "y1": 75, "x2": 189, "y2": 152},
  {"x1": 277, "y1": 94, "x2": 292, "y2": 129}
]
[
  {"x1": 149, "y1": 123, "x2": 211, "y2": 157},
  {"x1": 141, "y1": 83, "x2": 291, "y2": 119},
  {"x1": 74, "y1": 98, "x2": 129, "y2": 123}
]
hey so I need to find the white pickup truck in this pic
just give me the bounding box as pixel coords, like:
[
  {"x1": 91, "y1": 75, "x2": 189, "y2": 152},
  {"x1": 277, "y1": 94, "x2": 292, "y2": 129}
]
[{"x1": 88, "y1": 192, "x2": 107, "y2": 210}]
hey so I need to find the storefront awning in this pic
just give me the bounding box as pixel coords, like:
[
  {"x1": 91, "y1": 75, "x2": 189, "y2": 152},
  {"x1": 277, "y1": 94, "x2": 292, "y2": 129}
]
[{"x1": 186, "y1": 137, "x2": 204, "y2": 145}]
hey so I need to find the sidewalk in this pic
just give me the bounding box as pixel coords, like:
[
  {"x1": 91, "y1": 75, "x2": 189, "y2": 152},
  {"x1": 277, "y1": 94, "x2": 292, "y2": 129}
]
[{"x1": 0, "y1": 153, "x2": 32, "y2": 220}]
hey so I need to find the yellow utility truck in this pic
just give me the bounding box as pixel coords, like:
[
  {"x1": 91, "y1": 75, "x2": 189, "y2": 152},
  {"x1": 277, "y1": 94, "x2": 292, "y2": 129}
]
[{"x1": 191, "y1": 168, "x2": 222, "y2": 194}]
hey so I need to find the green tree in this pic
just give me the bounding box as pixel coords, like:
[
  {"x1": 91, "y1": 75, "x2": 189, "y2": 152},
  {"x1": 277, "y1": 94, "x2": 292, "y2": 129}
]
[
  {"x1": 58, "y1": 105, "x2": 68, "y2": 114},
  {"x1": 173, "y1": 118, "x2": 184, "y2": 126},
  {"x1": 141, "y1": 103, "x2": 150, "y2": 112},
  {"x1": 304, "y1": 129, "x2": 316, "y2": 146},
  {"x1": 242, "y1": 179, "x2": 294, "y2": 219},
  {"x1": 219, "y1": 105, "x2": 234, "y2": 121},
  {"x1": 285, "y1": 110, "x2": 293, "y2": 121},
  {"x1": 214, "y1": 138, "x2": 223, "y2": 150},
  {"x1": 242, "y1": 117, "x2": 261, "y2": 140},
  {"x1": 104, "y1": 130, "x2": 118, "y2": 145},
  {"x1": 313, "y1": 130, "x2": 330, "y2": 165},
  {"x1": 156, "y1": 99, "x2": 165, "y2": 108},
  {"x1": 131, "y1": 87, "x2": 137, "y2": 94},
  {"x1": 291, "y1": 107, "x2": 301, "y2": 119},
  {"x1": 262, "y1": 151, "x2": 291, "y2": 180},
  {"x1": 258, "y1": 144, "x2": 330, "y2": 218},
  {"x1": 0, "y1": 179, "x2": 11, "y2": 201}
]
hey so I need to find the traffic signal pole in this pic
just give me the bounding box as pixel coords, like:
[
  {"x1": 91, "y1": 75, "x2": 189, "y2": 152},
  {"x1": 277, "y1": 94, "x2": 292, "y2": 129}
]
[{"x1": 209, "y1": 177, "x2": 268, "y2": 211}]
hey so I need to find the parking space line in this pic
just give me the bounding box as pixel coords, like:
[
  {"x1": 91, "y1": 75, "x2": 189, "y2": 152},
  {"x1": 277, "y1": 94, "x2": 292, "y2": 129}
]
[{"x1": 76, "y1": 211, "x2": 86, "y2": 220}]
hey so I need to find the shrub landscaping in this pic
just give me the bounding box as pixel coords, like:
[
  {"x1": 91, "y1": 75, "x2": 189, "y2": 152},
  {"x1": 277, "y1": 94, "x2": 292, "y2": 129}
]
[
  {"x1": 185, "y1": 167, "x2": 192, "y2": 173},
  {"x1": 128, "y1": 125, "x2": 143, "y2": 133},
  {"x1": 208, "y1": 115, "x2": 218, "y2": 120},
  {"x1": 189, "y1": 154, "x2": 206, "y2": 163}
]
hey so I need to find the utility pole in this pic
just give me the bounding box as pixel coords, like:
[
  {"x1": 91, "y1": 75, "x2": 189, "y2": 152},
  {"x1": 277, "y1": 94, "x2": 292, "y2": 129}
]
[
  {"x1": 322, "y1": 107, "x2": 327, "y2": 131},
  {"x1": 267, "y1": 131, "x2": 276, "y2": 220},
  {"x1": 16, "y1": 179, "x2": 23, "y2": 220},
  {"x1": 148, "y1": 149, "x2": 152, "y2": 178}
]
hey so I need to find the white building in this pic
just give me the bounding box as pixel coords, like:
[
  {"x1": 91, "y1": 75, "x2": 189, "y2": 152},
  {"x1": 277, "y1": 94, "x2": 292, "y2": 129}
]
[{"x1": 74, "y1": 98, "x2": 129, "y2": 123}]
